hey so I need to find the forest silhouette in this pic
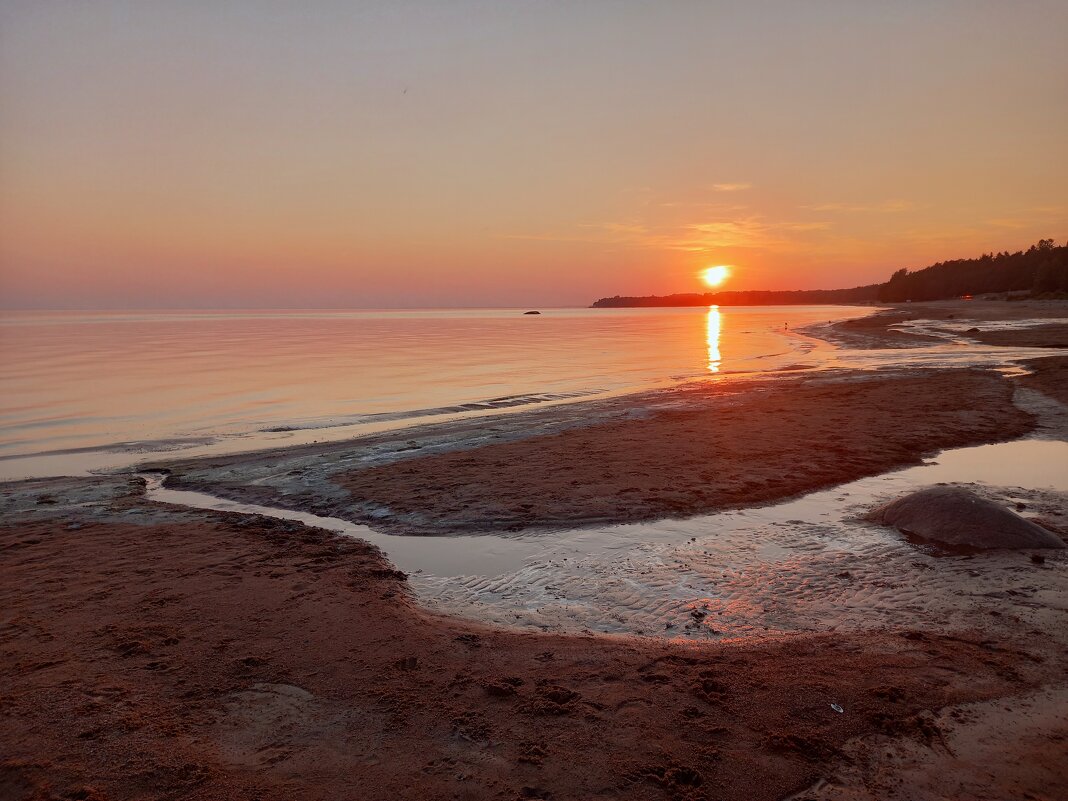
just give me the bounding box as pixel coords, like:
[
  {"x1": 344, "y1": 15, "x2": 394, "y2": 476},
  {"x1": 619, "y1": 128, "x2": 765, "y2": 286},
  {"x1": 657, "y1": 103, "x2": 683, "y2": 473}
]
[{"x1": 592, "y1": 239, "x2": 1068, "y2": 307}]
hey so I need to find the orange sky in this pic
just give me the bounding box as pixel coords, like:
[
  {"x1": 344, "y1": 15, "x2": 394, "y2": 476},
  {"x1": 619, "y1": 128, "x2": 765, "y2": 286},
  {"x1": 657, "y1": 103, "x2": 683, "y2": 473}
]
[{"x1": 1, "y1": 1, "x2": 1066, "y2": 308}]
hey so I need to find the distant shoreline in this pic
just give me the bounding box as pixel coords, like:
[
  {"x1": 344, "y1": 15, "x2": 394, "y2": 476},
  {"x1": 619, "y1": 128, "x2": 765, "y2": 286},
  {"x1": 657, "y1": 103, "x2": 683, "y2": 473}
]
[
  {"x1": 590, "y1": 295, "x2": 881, "y2": 308},
  {"x1": 592, "y1": 239, "x2": 1067, "y2": 307}
]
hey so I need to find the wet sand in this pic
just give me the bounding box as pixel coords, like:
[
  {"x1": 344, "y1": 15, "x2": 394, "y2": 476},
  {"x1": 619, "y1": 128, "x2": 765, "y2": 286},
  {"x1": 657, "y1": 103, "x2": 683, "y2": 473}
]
[
  {"x1": 813, "y1": 310, "x2": 943, "y2": 349},
  {"x1": 1, "y1": 479, "x2": 1062, "y2": 801},
  {"x1": 795, "y1": 684, "x2": 1068, "y2": 801},
  {"x1": 817, "y1": 298, "x2": 1068, "y2": 351},
  {"x1": 337, "y1": 369, "x2": 1030, "y2": 535},
  {"x1": 1021, "y1": 355, "x2": 1068, "y2": 405},
  {"x1": 967, "y1": 323, "x2": 1068, "y2": 349}
]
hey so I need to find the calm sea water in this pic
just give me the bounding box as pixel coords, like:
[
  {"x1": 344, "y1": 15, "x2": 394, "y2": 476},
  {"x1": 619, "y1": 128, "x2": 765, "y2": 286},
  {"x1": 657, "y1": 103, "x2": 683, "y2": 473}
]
[{"x1": 0, "y1": 306, "x2": 864, "y2": 478}]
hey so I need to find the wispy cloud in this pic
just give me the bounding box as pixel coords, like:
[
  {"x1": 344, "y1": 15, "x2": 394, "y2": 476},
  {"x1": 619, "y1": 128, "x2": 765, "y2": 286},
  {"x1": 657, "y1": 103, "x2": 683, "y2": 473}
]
[
  {"x1": 500, "y1": 222, "x2": 650, "y2": 245},
  {"x1": 671, "y1": 218, "x2": 830, "y2": 251},
  {"x1": 984, "y1": 218, "x2": 1028, "y2": 229},
  {"x1": 985, "y1": 205, "x2": 1068, "y2": 229},
  {"x1": 502, "y1": 216, "x2": 831, "y2": 253},
  {"x1": 585, "y1": 222, "x2": 649, "y2": 237},
  {"x1": 712, "y1": 183, "x2": 752, "y2": 192},
  {"x1": 1025, "y1": 205, "x2": 1068, "y2": 216},
  {"x1": 801, "y1": 200, "x2": 915, "y2": 213}
]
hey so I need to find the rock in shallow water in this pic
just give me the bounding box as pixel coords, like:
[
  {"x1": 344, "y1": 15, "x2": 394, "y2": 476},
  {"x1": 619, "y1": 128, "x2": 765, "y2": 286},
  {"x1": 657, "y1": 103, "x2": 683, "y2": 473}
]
[{"x1": 867, "y1": 486, "x2": 1065, "y2": 550}]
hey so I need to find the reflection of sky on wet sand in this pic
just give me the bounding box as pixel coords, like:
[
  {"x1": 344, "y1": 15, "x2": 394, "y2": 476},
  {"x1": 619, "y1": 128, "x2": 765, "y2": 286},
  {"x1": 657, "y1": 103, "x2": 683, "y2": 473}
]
[
  {"x1": 145, "y1": 437, "x2": 1068, "y2": 641},
  {"x1": 405, "y1": 438, "x2": 1068, "y2": 639},
  {"x1": 706, "y1": 306, "x2": 721, "y2": 373}
]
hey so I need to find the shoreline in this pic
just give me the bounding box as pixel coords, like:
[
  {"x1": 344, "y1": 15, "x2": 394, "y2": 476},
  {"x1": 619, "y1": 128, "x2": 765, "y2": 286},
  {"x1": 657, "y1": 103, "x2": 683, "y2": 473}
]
[
  {"x1": 150, "y1": 367, "x2": 1032, "y2": 538},
  {"x1": 5, "y1": 299, "x2": 1063, "y2": 485},
  {"x1": 145, "y1": 295, "x2": 1067, "y2": 536},
  {"x1": 0, "y1": 304, "x2": 870, "y2": 483},
  {"x1": 813, "y1": 298, "x2": 1068, "y2": 349},
  {"x1": 2, "y1": 298, "x2": 1067, "y2": 799},
  {"x1": 134, "y1": 299, "x2": 1067, "y2": 537}
]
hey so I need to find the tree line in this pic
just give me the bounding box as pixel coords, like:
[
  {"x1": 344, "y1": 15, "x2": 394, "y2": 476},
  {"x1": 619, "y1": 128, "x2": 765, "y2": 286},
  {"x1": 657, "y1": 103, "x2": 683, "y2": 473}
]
[
  {"x1": 590, "y1": 239, "x2": 1067, "y2": 307},
  {"x1": 591, "y1": 285, "x2": 881, "y2": 308},
  {"x1": 877, "y1": 239, "x2": 1067, "y2": 301}
]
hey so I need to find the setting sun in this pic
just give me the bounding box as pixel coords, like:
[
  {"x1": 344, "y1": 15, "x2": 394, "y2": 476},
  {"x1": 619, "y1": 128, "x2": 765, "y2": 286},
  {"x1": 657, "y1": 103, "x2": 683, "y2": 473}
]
[{"x1": 701, "y1": 265, "x2": 731, "y2": 288}]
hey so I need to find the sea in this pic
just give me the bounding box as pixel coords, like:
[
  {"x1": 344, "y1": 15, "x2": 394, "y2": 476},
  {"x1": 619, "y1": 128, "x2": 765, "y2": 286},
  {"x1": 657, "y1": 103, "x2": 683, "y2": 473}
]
[
  {"x1": 6, "y1": 303, "x2": 1060, "y2": 482},
  {"x1": 0, "y1": 305, "x2": 865, "y2": 479}
]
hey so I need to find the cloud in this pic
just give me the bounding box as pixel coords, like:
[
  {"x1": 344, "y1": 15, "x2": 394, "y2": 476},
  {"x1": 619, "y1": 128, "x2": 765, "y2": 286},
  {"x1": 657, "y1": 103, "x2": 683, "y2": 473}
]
[
  {"x1": 985, "y1": 206, "x2": 1068, "y2": 229},
  {"x1": 984, "y1": 218, "x2": 1028, "y2": 229},
  {"x1": 671, "y1": 218, "x2": 830, "y2": 251},
  {"x1": 503, "y1": 215, "x2": 830, "y2": 254},
  {"x1": 711, "y1": 183, "x2": 752, "y2": 192},
  {"x1": 584, "y1": 222, "x2": 649, "y2": 237},
  {"x1": 801, "y1": 200, "x2": 915, "y2": 213}
]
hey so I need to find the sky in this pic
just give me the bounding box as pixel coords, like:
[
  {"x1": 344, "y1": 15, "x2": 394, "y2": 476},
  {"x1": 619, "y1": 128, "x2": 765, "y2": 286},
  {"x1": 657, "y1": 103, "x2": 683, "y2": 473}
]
[{"x1": 1, "y1": 1, "x2": 1066, "y2": 309}]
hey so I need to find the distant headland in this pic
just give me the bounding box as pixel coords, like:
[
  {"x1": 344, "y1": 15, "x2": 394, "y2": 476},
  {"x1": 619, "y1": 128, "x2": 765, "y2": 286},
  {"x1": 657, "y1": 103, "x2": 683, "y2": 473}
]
[{"x1": 591, "y1": 239, "x2": 1067, "y2": 307}]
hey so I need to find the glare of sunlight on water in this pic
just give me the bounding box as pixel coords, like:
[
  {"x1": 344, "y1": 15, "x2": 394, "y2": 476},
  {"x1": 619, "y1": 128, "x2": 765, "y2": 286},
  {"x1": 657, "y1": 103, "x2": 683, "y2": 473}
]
[{"x1": 706, "y1": 306, "x2": 721, "y2": 373}]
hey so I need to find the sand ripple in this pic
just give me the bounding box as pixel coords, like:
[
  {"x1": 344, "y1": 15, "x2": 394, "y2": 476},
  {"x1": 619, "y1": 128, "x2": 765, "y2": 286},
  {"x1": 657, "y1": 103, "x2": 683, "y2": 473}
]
[{"x1": 413, "y1": 512, "x2": 1067, "y2": 642}]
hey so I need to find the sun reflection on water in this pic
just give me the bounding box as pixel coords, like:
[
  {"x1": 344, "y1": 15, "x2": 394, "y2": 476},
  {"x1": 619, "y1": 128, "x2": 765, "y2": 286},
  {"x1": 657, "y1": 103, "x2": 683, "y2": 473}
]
[{"x1": 706, "y1": 306, "x2": 721, "y2": 373}]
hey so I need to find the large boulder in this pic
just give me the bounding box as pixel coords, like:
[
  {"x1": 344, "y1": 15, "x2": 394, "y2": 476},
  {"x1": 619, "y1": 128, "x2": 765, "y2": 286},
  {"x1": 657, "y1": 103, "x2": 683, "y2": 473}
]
[{"x1": 867, "y1": 486, "x2": 1065, "y2": 550}]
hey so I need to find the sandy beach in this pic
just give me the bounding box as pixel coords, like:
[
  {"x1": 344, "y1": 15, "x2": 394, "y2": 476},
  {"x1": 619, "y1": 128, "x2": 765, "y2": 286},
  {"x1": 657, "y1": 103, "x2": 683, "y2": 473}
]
[
  {"x1": 155, "y1": 367, "x2": 1033, "y2": 536},
  {"x1": 332, "y1": 369, "x2": 1029, "y2": 535},
  {"x1": 1022, "y1": 355, "x2": 1068, "y2": 405},
  {"x1": 3, "y1": 299, "x2": 1067, "y2": 800},
  {"x1": 2, "y1": 477, "x2": 1061, "y2": 801},
  {"x1": 814, "y1": 299, "x2": 1068, "y2": 350},
  {"x1": 5, "y1": 3, "x2": 1066, "y2": 796}
]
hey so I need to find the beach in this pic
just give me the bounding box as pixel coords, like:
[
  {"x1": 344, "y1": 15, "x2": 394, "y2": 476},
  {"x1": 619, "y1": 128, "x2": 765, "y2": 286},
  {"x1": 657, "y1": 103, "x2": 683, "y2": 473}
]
[
  {"x1": 2, "y1": 300, "x2": 1067, "y2": 800},
  {"x1": 157, "y1": 367, "x2": 1032, "y2": 537},
  {"x1": 1, "y1": 483, "x2": 1057, "y2": 801},
  {"x1": 6, "y1": 2, "x2": 1066, "y2": 797}
]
